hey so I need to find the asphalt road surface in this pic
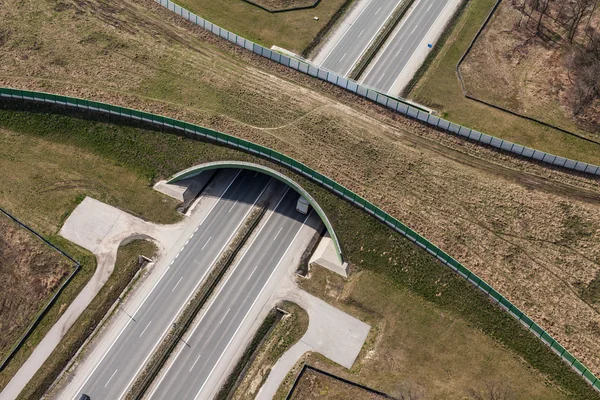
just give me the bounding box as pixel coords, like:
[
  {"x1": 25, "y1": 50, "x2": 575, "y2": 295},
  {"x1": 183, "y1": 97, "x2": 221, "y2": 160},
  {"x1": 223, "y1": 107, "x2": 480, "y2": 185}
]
[
  {"x1": 360, "y1": 0, "x2": 452, "y2": 93},
  {"x1": 319, "y1": 0, "x2": 401, "y2": 76},
  {"x1": 73, "y1": 170, "x2": 271, "y2": 400},
  {"x1": 147, "y1": 188, "x2": 309, "y2": 400}
]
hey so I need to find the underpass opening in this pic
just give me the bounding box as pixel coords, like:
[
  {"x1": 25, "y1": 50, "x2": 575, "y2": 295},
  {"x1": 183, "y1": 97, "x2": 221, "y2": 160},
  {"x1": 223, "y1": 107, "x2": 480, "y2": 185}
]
[{"x1": 167, "y1": 162, "x2": 343, "y2": 263}]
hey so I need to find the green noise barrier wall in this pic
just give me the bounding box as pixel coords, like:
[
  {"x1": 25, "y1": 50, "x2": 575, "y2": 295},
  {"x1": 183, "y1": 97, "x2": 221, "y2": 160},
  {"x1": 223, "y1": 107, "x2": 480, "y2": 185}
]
[
  {"x1": 167, "y1": 161, "x2": 344, "y2": 263},
  {"x1": 0, "y1": 87, "x2": 598, "y2": 392},
  {"x1": 155, "y1": 0, "x2": 600, "y2": 177}
]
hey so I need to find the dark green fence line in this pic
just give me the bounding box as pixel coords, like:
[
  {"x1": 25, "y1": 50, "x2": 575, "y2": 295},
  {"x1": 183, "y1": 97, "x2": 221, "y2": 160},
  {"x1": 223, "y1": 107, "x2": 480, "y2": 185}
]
[{"x1": 0, "y1": 87, "x2": 598, "y2": 392}]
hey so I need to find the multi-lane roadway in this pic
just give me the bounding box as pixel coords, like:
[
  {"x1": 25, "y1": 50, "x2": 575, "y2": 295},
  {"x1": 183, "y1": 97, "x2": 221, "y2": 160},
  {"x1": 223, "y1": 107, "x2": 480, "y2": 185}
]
[
  {"x1": 317, "y1": 0, "x2": 402, "y2": 77},
  {"x1": 147, "y1": 188, "x2": 310, "y2": 400},
  {"x1": 73, "y1": 170, "x2": 272, "y2": 399},
  {"x1": 360, "y1": 0, "x2": 455, "y2": 93}
]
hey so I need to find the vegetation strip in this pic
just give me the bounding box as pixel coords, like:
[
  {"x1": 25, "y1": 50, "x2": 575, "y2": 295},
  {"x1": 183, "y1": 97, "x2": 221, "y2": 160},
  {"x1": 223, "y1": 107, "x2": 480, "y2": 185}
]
[
  {"x1": 0, "y1": 207, "x2": 80, "y2": 371},
  {"x1": 453, "y1": 0, "x2": 599, "y2": 145},
  {"x1": 215, "y1": 308, "x2": 283, "y2": 400},
  {"x1": 48, "y1": 249, "x2": 153, "y2": 395},
  {"x1": 1, "y1": 103, "x2": 598, "y2": 398},
  {"x1": 126, "y1": 203, "x2": 268, "y2": 400},
  {"x1": 17, "y1": 241, "x2": 154, "y2": 400},
  {"x1": 2, "y1": 91, "x2": 599, "y2": 394},
  {"x1": 401, "y1": 0, "x2": 469, "y2": 97},
  {"x1": 348, "y1": 0, "x2": 416, "y2": 81}
]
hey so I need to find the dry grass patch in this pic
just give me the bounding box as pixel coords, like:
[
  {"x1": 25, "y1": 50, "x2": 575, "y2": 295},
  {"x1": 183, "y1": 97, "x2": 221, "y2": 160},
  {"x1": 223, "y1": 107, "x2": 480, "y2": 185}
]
[
  {"x1": 459, "y1": 0, "x2": 599, "y2": 139},
  {"x1": 409, "y1": 0, "x2": 600, "y2": 164},
  {"x1": 0, "y1": 127, "x2": 180, "y2": 235},
  {"x1": 298, "y1": 267, "x2": 569, "y2": 400},
  {"x1": 289, "y1": 367, "x2": 389, "y2": 400},
  {"x1": 0, "y1": 215, "x2": 74, "y2": 363},
  {"x1": 2, "y1": 0, "x2": 600, "y2": 381},
  {"x1": 172, "y1": 0, "x2": 347, "y2": 52}
]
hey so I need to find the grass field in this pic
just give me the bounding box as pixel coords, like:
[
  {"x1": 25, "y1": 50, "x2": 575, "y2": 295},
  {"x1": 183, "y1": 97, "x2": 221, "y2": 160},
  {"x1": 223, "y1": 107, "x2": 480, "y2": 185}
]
[
  {"x1": 2, "y1": 0, "x2": 600, "y2": 390},
  {"x1": 296, "y1": 267, "x2": 569, "y2": 399},
  {"x1": 289, "y1": 367, "x2": 389, "y2": 400},
  {"x1": 0, "y1": 105, "x2": 597, "y2": 399},
  {"x1": 0, "y1": 116, "x2": 177, "y2": 393},
  {"x1": 0, "y1": 215, "x2": 74, "y2": 364},
  {"x1": 172, "y1": 0, "x2": 348, "y2": 52},
  {"x1": 409, "y1": 0, "x2": 600, "y2": 164}
]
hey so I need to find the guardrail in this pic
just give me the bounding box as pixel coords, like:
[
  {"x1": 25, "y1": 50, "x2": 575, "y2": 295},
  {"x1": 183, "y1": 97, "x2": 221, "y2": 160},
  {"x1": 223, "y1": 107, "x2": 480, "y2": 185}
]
[
  {"x1": 0, "y1": 206, "x2": 81, "y2": 371},
  {"x1": 156, "y1": 0, "x2": 600, "y2": 177},
  {"x1": 0, "y1": 87, "x2": 598, "y2": 392}
]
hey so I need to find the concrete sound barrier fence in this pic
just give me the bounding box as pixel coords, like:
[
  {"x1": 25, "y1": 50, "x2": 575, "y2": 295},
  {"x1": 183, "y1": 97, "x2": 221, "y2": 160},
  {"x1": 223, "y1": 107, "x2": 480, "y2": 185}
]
[
  {"x1": 154, "y1": 0, "x2": 600, "y2": 177},
  {"x1": 1, "y1": 87, "x2": 598, "y2": 392}
]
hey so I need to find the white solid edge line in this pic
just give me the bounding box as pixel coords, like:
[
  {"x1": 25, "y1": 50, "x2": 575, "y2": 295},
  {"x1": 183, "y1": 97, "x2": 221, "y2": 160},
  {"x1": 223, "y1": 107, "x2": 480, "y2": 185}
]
[
  {"x1": 341, "y1": 0, "x2": 403, "y2": 77},
  {"x1": 146, "y1": 187, "x2": 291, "y2": 400},
  {"x1": 319, "y1": 0, "x2": 375, "y2": 67},
  {"x1": 273, "y1": 226, "x2": 283, "y2": 241},
  {"x1": 193, "y1": 210, "x2": 313, "y2": 400},
  {"x1": 387, "y1": 0, "x2": 453, "y2": 93},
  {"x1": 70, "y1": 169, "x2": 243, "y2": 400},
  {"x1": 116, "y1": 179, "x2": 272, "y2": 400},
  {"x1": 360, "y1": 0, "x2": 423, "y2": 83}
]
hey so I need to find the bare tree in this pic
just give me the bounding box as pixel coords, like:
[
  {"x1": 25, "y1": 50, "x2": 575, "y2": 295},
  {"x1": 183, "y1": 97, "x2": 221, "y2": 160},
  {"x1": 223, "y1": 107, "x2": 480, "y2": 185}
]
[
  {"x1": 567, "y1": 29, "x2": 600, "y2": 115},
  {"x1": 468, "y1": 381, "x2": 515, "y2": 400},
  {"x1": 524, "y1": 0, "x2": 554, "y2": 34},
  {"x1": 536, "y1": 0, "x2": 551, "y2": 31},
  {"x1": 568, "y1": 0, "x2": 596, "y2": 41}
]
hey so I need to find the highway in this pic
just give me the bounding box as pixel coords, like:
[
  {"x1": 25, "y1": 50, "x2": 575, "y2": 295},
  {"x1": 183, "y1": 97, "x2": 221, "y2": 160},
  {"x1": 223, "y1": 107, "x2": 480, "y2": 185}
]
[
  {"x1": 360, "y1": 0, "x2": 453, "y2": 93},
  {"x1": 73, "y1": 170, "x2": 272, "y2": 400},
  {"x1": 318, "y1": 0, "x2": 402, "y2": 77},
  {"x1": 147, "y1": 188, "x2": 309, "y2": 400}
]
